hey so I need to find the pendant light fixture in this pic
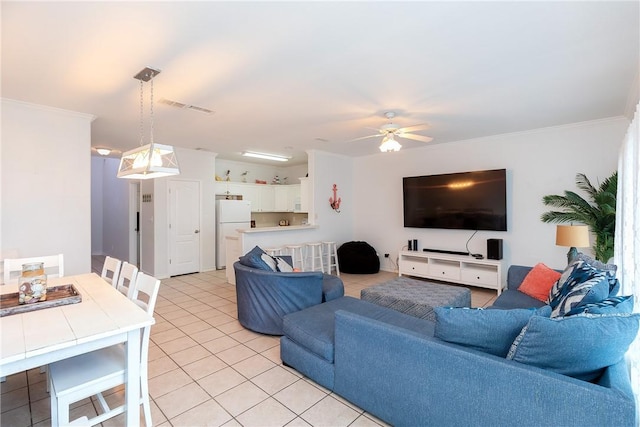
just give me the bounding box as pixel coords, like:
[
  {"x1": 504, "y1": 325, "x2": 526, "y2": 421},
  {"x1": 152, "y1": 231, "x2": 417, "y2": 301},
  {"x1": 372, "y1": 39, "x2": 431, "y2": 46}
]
[{"x1": 117, "y1": 67, "x2": 180, "y2": 179}]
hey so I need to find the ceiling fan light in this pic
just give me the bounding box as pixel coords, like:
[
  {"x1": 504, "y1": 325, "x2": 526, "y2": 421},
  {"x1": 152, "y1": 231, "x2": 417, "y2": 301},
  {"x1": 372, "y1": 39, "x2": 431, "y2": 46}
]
[
  {"x1": 242, "y1": 151, "x2": 290, "y2": 162},
  {"x1": 379, "y1": 136, "x2": 402, "y2": 152},
  {"x1": 96, "y1": 148, "x2": 111, "y2": 156}
]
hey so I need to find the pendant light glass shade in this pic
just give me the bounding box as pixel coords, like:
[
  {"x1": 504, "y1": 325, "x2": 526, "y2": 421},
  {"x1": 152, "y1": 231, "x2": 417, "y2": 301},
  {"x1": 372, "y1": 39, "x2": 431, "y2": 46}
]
[
  {"x1": 118, "y1": 67, "x2": 180, "y2": 180},
  {"x1": 117, "y1": 142, "x2": 180, "y2": 179}
]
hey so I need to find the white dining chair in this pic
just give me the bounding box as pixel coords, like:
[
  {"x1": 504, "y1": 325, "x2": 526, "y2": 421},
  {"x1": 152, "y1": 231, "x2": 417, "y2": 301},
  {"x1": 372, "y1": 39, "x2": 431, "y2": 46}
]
[
  {"x1": 100, "y1": 256, "x2": 122, "y2": 287},
  {"x1": 3, "y1": 253, "x2": 64, "y2": 285},
  {"x1": 116, "y1": 261, "x2": 139, "y2": 298},
  {"x1": 48, "y1": 272, "x2": 161, "y2": 427}
]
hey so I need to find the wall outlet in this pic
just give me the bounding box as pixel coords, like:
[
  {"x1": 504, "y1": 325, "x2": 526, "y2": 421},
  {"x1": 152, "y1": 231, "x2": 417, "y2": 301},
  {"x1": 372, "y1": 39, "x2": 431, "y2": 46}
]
[{"x1": 384, "y1": 253, "x2": 389, "y2": 258}]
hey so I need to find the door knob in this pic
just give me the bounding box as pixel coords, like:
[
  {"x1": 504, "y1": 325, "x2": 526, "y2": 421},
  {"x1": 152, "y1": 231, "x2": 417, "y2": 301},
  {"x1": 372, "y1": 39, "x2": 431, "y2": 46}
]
[{"x1": 194, "y1": 229, "x2": 200, "y2": 234}]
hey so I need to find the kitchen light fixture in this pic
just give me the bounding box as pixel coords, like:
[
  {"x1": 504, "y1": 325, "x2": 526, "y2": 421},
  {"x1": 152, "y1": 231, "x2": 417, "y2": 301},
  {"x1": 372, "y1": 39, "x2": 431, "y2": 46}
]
[
  {"x1": 117, "y1": 67, "x2": 180, "y2": 179},
  {"x1": 379, "y1": 134, "x2": 402, "y2": 152},
  {"x1": 96, "y1": 148, "x2": 111, "y2": 156},
  {"x1": 241, "y1": 151, "x2": 290, "y2": 162},
  {"x1": 556, "y1": 224, "x2": 590, "y2": 264}
]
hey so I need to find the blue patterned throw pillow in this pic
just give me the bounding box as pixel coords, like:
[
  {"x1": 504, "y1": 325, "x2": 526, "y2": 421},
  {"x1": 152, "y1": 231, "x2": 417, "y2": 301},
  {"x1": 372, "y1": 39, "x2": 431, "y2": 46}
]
[
  {"x1": 260, "y1": 253, "x2": 277, "y2": 271},
  {"x1": 238, "y1": 246, "x2": 273, "y2": 271},
  {"x1": 547, "y1": 260, "x2": 610, "y2": 317},
  {"x1": 574, "y1": 253, "x2": 619, "y2": 296},
  {"x1": 274, "y1": 256, "x2": 294, "y2": 272},
  {"x1": 565, "y1": 295, "x2": 634, "y2": 316}
]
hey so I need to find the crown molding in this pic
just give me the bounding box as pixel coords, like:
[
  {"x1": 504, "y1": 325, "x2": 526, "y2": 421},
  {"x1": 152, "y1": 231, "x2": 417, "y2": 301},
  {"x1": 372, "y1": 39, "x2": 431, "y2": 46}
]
[{"x1": 1, "y1": 98, "x2": 96, "y2": 122}]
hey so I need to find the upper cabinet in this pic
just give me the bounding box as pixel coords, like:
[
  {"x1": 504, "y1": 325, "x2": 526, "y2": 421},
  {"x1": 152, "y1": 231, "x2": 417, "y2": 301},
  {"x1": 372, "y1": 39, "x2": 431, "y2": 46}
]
[
  {"x1": 258, "y1": 185, "x2": 275, "y2": 212},
  {"x1": 216, "y1": 182, "x2": 307, "y2": 213},
  {"x1": 274, "y1": 184, "x2": 302, "y2": 212}
]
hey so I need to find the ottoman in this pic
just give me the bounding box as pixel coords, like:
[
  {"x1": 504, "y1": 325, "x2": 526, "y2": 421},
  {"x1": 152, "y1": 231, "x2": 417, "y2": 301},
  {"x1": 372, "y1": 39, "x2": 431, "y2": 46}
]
[{"x1": 360, "y1": 276, "x2": 471, "y2": 321}]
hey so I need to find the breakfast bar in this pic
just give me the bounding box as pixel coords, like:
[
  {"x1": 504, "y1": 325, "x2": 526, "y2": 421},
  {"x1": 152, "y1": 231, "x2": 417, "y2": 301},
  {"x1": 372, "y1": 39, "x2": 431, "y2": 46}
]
[{"x1": 225, "y1": 224, "x2": 319, "y2": 283}]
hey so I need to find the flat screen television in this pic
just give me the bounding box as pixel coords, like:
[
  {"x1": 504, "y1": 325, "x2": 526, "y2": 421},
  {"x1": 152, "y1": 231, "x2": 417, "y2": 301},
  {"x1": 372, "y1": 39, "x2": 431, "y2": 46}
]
[{"x1": 403, "y1": 169, "x2": 507, "y2": 231}]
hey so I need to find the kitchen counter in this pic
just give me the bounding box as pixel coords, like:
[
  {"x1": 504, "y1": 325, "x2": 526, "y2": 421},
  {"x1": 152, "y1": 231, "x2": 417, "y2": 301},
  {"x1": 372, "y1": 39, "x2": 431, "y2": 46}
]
[{"x1": 241, "y1": 224, "x2": 318, "y2": 233}]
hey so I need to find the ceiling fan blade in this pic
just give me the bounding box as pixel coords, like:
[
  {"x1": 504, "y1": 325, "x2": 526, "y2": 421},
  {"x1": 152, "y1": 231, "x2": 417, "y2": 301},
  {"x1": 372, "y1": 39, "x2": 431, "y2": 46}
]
[
  {"x1": 398, "y1": 123, "x2": 429, "y2": 133},
  {"x1": 397, "y1": 133, "x2": 434, "y2": 143},
  {"x1": 348, "y1": 134, "x2": 382, "y2": 142}
]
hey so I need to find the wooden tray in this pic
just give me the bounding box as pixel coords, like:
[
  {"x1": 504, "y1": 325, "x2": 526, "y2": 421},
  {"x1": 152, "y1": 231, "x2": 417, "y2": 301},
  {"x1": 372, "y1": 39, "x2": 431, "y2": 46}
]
[{"x1": 0, "y1": 284, "x2": 82, "y2": 317}]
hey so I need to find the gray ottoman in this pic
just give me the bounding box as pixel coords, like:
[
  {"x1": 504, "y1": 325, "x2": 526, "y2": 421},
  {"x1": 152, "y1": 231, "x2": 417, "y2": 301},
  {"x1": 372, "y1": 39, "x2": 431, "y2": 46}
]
[{"x1": 360, "y1": 277, "x2": 471, "y2": 321}]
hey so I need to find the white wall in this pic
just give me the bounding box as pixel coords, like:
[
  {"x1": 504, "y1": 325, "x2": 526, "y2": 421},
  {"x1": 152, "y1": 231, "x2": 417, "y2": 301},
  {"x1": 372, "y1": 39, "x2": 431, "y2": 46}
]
[
  {"x1": 1, "y1": 99, "x2": 94, "y2": 275},
  {"x1": 91, "y1": 157, "x2": 104, "y2": 254},
  {"x1": 101, "y1": 157, "x2": 131, "y2": 260},
  {"x1": 90, "y1": 156, "x2": 135, "y2": 262},
  {"x1": 141, "y1": 147, "x2": 217, "y2": 278},
  {"x1": 353, "y1": 117, "x2": 628, "y2": 273}
]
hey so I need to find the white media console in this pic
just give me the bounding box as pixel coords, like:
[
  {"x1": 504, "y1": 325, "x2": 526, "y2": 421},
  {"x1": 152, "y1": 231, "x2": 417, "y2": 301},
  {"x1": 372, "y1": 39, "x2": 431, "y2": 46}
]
[{"x1": 398, "y1": 250, "x2": 505, "y2": 295}]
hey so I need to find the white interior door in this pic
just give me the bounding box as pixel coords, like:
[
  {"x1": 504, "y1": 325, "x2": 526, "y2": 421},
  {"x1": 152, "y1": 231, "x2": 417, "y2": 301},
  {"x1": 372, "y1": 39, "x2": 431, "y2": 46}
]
[{"x1": 169, "y1": 180, "x2": 200, "y2": 276}]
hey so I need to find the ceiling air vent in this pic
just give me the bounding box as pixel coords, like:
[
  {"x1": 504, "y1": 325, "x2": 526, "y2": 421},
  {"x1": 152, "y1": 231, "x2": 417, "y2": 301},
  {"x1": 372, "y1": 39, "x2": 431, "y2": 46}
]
[{"x1": 158, "y1": 98, "x2": 214, "y2": 114}]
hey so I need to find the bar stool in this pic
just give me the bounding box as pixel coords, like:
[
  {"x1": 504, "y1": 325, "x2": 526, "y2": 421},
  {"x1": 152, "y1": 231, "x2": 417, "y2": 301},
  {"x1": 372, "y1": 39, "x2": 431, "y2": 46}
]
[
  {"x1": 322, "y1": 241, "x2": 340, "y2": 276},
  {"x1": 285, "y1": 245, "x2": 304, "y2": 271},
  {"x1": 305, "y1": 242, "x2": 324, "y2": 273},
  {"x1": 264, "y1": 247, "x2": 284, "y2": 257}
]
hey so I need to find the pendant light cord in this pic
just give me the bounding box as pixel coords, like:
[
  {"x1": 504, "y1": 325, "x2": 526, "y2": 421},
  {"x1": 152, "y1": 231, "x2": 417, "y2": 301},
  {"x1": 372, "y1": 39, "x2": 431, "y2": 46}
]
[
  {"x1": 150, "y1": 77, "x2": 154, "y2": 144},
  {"x1": 139, "y1": 79, "x2": 145, "y2": 146}
]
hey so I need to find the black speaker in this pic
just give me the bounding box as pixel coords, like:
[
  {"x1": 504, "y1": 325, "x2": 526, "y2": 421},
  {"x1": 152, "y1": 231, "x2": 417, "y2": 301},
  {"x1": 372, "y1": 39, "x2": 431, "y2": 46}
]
[{"x1": 487, "y1": 239, "x2": 503, "y2": 260}]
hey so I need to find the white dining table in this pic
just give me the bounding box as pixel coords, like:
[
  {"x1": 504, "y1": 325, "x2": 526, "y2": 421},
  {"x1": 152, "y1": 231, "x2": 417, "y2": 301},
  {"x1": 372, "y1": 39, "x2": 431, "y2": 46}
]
[{"x1": 0, "y1": 273, "x2": 155, "y2": 426}]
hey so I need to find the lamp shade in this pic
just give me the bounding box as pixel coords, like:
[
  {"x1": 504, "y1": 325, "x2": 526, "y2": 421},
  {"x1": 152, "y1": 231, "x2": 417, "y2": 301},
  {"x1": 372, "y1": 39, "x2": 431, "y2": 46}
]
[
  {"x1": 555, "y1": 225, "x2": 590, "y2": 248},
  {"x1": 117, "y1": 143, "x2": 180, "y2": 179}
]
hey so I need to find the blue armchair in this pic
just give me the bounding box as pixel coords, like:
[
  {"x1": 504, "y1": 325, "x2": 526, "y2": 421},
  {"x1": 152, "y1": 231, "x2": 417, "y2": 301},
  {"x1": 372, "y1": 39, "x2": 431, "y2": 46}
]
[{"x1": 234, "y1": 261, "x2": 344, "y2": 335}]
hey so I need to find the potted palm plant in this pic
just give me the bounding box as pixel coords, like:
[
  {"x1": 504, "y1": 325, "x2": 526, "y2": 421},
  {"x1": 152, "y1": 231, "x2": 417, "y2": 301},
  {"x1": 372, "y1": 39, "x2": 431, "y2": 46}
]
[{"x1": 541, "y1": 172, "x2": 617, "y2": 262}]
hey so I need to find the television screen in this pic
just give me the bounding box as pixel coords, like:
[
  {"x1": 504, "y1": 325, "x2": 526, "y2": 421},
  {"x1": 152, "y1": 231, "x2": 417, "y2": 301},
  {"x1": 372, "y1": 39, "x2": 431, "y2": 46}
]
[{"x1": 403, "y1": 169, "x2": 507, "y2": 231}]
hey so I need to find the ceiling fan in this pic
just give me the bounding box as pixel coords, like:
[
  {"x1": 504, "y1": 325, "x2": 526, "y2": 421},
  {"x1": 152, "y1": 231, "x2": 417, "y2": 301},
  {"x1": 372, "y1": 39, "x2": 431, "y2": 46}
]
[{"x1": 352, "y1": 111, "x2": 434, "y2": 152}]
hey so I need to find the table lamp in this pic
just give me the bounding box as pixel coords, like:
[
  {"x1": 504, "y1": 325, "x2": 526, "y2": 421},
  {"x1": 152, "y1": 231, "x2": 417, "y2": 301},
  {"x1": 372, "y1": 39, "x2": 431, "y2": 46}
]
[{"x1": 555, "y1": 224, "x2": 590, "y2": 264}]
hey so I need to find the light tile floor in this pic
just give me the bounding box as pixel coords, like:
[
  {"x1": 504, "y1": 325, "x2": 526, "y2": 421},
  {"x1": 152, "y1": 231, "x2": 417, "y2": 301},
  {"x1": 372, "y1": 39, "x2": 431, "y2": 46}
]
[{"x1": 1, "y1": 260, "x2": 497, "y2": 426}]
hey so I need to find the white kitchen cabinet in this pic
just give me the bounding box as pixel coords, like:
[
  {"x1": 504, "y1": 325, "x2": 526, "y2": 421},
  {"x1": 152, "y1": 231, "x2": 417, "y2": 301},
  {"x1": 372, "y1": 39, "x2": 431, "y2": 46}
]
[
  {"x1": 242, "y1": 185, "x2": 262, "y2": 212},
  {"x1": 274, "y1": 185, "x2": 301, "y2": 212},
  {"x1": 259, "y1": 185, "x2": 275, "y2": 212},
  {"x1": 215, "y1": 182, "x2": 247, "y2": 198},
  {"x1": 274, "y1": 186, "x2": 291, "y2": 212},
  {"x1": 217, "y1": 182, "x2": 303, "y2": 212}
]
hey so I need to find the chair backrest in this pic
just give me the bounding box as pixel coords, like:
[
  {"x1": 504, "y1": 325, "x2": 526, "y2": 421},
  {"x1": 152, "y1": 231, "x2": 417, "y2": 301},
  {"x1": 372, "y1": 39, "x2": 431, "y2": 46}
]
[
  {"x1": 100, "y1": 256, "x2": 122, "y2": 287},
  {"x1": 129, "y1": 272, "x2": 161, "y2": 316},
  {"x1": 116, "y1": 262, "x2": 139, "y2": 298},
  {"x1": 129, "y1": 272, "x2": 161, "y2": 374},
  {"x1": 3, "y1": 254, "x2": 64, "y2": 285}
]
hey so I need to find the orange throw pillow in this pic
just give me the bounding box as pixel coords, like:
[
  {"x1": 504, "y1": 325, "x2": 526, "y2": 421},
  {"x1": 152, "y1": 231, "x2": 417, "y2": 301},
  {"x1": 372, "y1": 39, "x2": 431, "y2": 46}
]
[{"x1": 518, "y1": 263, "x2": 562, "y2": 302}]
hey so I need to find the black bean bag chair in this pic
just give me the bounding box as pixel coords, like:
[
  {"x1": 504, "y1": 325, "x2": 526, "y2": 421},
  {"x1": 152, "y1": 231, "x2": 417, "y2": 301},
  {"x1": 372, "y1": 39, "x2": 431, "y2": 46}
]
[{"x1": 337, "y1": 241, "x2": 380, "y2": 274}]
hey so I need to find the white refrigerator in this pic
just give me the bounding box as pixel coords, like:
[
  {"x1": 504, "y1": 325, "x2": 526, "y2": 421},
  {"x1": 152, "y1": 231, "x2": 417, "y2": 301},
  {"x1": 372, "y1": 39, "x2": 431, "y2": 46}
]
[{"x1": 216, "y1": 199, "x2": 252, "y2": 269}]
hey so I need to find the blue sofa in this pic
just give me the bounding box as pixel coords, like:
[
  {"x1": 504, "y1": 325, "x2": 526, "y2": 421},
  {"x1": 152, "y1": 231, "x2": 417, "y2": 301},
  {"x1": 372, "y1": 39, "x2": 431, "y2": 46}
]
[
  {"x1": 280, "y1": 265, "x2": 637, "y2": 426},
  {"x1": 490, "y1": 264, "x2": 551, "y2": 309}
]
